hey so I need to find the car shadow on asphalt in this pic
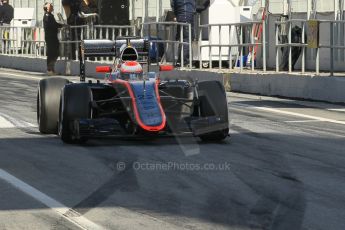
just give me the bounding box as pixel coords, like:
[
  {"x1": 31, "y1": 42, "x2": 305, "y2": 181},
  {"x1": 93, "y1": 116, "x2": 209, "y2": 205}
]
[
  {"x1": 4, "y1": 117, "x2": 345, "y2": 230},
  {"x1": 0, "y1": 130, "x2": 316, "y2": 230}
]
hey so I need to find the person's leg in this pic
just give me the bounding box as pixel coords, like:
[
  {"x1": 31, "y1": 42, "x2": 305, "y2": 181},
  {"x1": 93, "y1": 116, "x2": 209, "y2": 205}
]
[
  {"x1": 46, "y1": 42, "x2": 52, "y2": 72},
  {"x1": 70, "y1": 27, "x2": 77, "y2": 60},
  {"x1": 47, "y1": 55, "x2": 55, "y2": 74},
  {"x1": 182, "y1": 24, "x2": 189, "y2": 65},
  {"x1": 182, "y1": 14, "x2": 194, "y2": 66},
  {"x1": 176, "y1": 23, "x2": 182, "y2": 66},
  {"x1": 46, "y1": 41, "x2": 58, "y2": 74},
  {"x1": 176, "y1": 14, "x2": 192, "y2": 66},
  {"x1": 47, "y1": 56, "x2": 51, "y2": 72},
  {"x1": 279, "y1": 35, "x2": 289, "y2": 71}
]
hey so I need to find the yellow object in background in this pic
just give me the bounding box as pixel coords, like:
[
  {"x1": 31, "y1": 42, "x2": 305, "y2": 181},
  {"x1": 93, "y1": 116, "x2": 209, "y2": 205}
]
[
  {"x1": 4, "y1": 31, "x2": 9, "y2": 39},
  {"x1": 307, "y1": 20, "x2": 319, "y2": 49}
]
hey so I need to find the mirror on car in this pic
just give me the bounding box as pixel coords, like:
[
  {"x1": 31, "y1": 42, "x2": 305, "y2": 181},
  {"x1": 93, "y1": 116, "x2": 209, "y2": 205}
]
[
  {"x1": 96, "y1": 66, "x2": 112, "y2": 73},
  {"x1": 159, "y1": 65, "x2": 174, "y2": 72}
]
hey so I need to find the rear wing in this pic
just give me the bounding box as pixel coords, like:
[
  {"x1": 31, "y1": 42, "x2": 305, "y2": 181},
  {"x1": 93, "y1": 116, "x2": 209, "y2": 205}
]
[{"x1": 80, "y1": 37, "x2": 150, "y2": 82}]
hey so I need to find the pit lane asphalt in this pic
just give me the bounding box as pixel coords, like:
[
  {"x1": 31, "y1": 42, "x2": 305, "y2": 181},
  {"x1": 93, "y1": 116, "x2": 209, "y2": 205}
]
[{"x1": 0, "y1": 68, "x2": 345, "y2": 230}]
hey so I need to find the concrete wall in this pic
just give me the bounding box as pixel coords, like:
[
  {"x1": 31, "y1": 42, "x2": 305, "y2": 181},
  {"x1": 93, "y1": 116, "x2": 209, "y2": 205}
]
[
  {"x1": 0, "y1": 55, "x2": 105, "y2": 79},
  {"x1": 0, "y1": 54, "x2": 224, "y2": 83},
  {"x1": 229, "y1": 72, "x2": 345, "y2": 103},
  {"x1": 1, "y1": 54, "x2": 344, "y2": 103}
]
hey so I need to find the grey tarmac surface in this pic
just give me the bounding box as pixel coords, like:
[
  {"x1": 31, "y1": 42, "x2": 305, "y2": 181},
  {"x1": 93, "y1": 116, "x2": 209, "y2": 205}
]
[{"x1": 0, "y1": 68, "x2": 345, "y2": 230}]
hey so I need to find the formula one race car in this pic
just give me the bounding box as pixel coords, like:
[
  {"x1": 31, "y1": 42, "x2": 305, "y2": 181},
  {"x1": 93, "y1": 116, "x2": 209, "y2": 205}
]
[{"x1": 37, "y1": 37, "x2": 229, "y2": 143}]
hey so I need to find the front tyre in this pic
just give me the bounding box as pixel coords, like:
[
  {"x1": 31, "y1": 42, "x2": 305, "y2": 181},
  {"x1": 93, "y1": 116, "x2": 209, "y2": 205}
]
[
  {"x1": 197, "y1": 80, "x2": 229, "y2": 142},
  {"x1": 59, "y1": 84, "x2": 92, "y2": 144}
]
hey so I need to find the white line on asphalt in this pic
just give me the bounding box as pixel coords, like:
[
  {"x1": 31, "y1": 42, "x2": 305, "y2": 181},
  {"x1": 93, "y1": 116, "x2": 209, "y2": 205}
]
[
  {"x1": 0, "y1": 116, "x2": 15, "y2": 128},
  {"x1": 0, "y1": 169, "x2": 104, "y2": 230},
  {"x1": 0, "y1": 72, "x2": 79, "y2": 83},
  {"x1": 234, "y1": 103, "x2": 345, "y2": 125},
  {"x1": 284, "y1": 120, "x2": 323, "y2": 123},
  {"x1": 0, "y1": 72, "x2": 43, "y2": 81},
  {"x1": 0, "y1": 112, "x2": 36, "y2": 128},
  {"x1": 328, "y1": 108, "x2": 345, "y2": 112}
]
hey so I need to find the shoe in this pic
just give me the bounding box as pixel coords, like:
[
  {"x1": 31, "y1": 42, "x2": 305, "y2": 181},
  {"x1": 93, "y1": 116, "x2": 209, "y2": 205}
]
[
  {"x1": 47, "y1": 71, "x2": 55, "y2": 76},
  {"x1": 175, "y1": 63, "x2": 191, "y2": 68},
  {"x1": 185, "y1": 64, "x2": 195, "y2": 68},
  {"x1": 180, "y1": 63, "x2": 194, "y2": 68}
]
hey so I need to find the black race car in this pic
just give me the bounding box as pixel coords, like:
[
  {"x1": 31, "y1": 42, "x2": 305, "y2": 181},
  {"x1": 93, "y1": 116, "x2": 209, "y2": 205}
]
[{"x1": 37, "y1": 37, "x2": 229, "y2": 143}]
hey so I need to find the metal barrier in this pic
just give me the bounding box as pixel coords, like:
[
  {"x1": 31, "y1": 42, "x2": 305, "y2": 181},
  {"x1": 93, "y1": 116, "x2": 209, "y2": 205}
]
[
  {"x1": 275, "y1": 19, "x2": 345, "y2": 76},
  {"x1": 0, "y1": 21, "x2": 267, "y2": 72},
  {"x1": 198, "y1": 20, "x2": 266, "y2": 72},
  {"x1": 0, "y1": 24, "x2": 136, "y2": 62},
  {"x1": 3, "y1": 19, "x2": 345, "y2": 76},
  {"x1": 0, "y1": 26, "x2": 46, "y2": 57},
  {"x1": 141, "y1": 21, "x2": 192, "y2": 68},
  {"x1": 275, "y1": 19, "x2": 308, "y2": 74},
  {"x1": 0, "y1": 21, "x2": 268, "y2": 73}
]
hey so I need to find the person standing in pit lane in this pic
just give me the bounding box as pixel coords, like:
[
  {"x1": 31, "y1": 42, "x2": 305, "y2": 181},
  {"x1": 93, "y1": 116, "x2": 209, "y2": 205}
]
[
  {"x1": 61, "y1": 0, "x2": 98, "y2": 60},
  {"x1": 0, "y1": 0, "x2": 14, "y2": 25},
  {"x1": 0, "y1": 0, "x2": 14, "y2": 53},
  {"x1": 80, "y1": 0, "x2": 98, "y2": 16},
  {"x1": 171, "y1": 0, "x2": 196, "y2": 67},
  {"x1": 62, "y1": 0, "x2": 82, "y2": 60},
  {"x1": 43, "y1": 2, "x2": 64, "y2": 75}
]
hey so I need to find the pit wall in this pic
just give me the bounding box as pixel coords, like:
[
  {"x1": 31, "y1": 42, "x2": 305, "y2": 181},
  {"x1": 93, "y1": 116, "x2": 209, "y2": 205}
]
[{"x1": 1, "y1": 54, "x2": 344, "y2": 103}]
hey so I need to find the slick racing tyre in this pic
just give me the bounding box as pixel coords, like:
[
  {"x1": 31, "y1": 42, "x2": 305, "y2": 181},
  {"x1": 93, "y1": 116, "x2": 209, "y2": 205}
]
[
  {"x1": 37, "y1": 78, "x2": 69, "y2": 134},
  {"x1": 59, "y1": 84, "x2": 92, "y2": 143},
  {"x1": 197, "y1": 80, "x2": 229, "y2": 141}
]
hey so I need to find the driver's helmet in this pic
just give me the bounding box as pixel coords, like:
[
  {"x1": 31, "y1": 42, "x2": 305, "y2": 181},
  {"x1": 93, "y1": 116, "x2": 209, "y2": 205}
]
[{"x1": 119, "y1": 61, "x2": 143, "y2": 81}]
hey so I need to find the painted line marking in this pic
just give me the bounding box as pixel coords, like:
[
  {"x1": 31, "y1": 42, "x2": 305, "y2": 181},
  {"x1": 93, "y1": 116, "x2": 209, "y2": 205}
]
[
  {"x1": 0, "y1": 169, "x2": 104, "y2": 230},
  {"x1": 234, "y1": 103, "x2": 345, "y2": 125},
  {"x1": 0, "y1": 112, "x2": 36, "y2": 128},
  {"x1": 0, "y1": 115, "x2": 15, "y2": 128},
  {"x1": 0, "y1": 72, "x2": 44, "y2": 80},
  {"x1": 328, "y1": 108, "x2": 345, "y2": 112},
  {"x1": 284, "y1": 120, "x2": 323, "y2": 123},
  {"x1": 0, "y1": 72, "x2": 79, "y2": 83}
]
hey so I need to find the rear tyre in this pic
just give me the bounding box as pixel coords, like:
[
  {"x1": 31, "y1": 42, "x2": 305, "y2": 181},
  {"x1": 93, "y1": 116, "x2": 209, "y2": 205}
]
[
  {"x1": 37, "y1": 78, "x2": 69, "y2": 134},
  {"x1": 59, "y1": 84, "x2": 92, "y2": 144},
  {"x1": 197, "y1": 81, "x2": 229, "y2": 142}
]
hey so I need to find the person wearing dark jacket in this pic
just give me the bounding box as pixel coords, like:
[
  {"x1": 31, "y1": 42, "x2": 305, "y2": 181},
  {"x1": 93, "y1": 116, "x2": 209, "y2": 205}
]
[
  {"x1": 80, "y1": 0, "x2": 98, "y2": 16},
  {"x1": 196, "y1": 0, "x2": 210, "y2": 13},
  {"x1": 61, "y1": 0, "x2": 97, "y2": 60},
  {"x1": 43, "y1": 2, "x2": 63, "y2": 75},
  {"x1": 0, "y1": 0, "x2": 14, "y2": 25},
  {"x1": 0, "y1": 0, "x2": 14, "y2": 53},
  {"x1": 62, "y1": 0, "x2": 82, "y2": 60},
  {"x1": 171, "y1": 0, "x2": 196, "y2": 66}
]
